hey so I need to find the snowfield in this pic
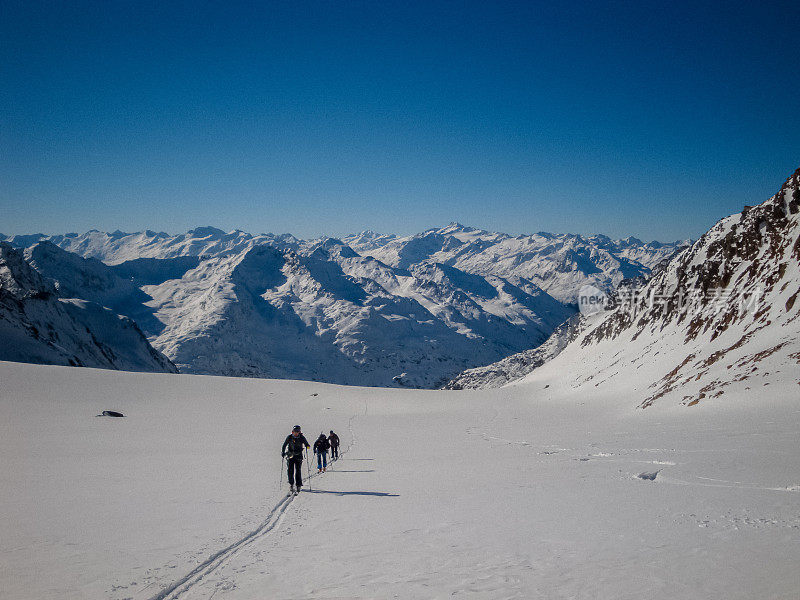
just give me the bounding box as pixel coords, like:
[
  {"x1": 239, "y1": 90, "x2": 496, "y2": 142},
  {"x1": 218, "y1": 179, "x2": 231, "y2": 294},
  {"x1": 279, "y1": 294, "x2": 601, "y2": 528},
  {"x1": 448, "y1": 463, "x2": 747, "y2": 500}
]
[{"x1": 2, "y1": 360, "x2": 798, "y2": 600}]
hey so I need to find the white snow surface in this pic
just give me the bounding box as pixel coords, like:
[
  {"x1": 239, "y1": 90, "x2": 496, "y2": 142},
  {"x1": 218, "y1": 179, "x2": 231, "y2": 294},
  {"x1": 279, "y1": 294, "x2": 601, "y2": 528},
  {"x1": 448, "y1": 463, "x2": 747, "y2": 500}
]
[{"x1": 1, "y1": 360, "x2": 798, "y2": 600}]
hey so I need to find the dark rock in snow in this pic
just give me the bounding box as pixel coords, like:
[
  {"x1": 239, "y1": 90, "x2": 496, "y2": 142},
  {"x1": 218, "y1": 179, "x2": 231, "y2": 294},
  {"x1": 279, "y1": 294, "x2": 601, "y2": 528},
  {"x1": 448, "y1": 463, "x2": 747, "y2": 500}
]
[{"x1": 97, "y1": 410, "x2": 125, "y2": 417}]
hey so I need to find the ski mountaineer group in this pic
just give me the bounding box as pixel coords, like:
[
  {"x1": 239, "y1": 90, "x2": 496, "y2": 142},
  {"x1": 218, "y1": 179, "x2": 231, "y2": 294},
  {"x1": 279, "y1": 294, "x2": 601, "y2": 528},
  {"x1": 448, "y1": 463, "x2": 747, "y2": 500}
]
[{"x1": 281, "y1": 425, "x2": 340, "y2": 495}]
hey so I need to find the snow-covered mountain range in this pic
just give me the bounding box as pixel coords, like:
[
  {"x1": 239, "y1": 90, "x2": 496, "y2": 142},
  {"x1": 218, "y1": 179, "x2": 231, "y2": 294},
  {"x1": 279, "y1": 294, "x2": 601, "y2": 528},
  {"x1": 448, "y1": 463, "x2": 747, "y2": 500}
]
[
  {"x1": 455, "y1": 167, "x2": 800, "y2": 401},
  {"x1": 3, "y1": 227, "x2": 300, "y2": 266},
  {"x1": 0, "y1": 243, "x2": 176, "y2": 373},
  {"x1": 1, "y1": 225, "x2": 683, "y2": 386},
  {"x1": 2, "y1": 224, "x2": 688, "y2": 304},
  {"x1": 344, "y1": 224, "x2": 687, "y2": 303},
  {"x1": 17, "y1": 238, "x2": 573, "y2": 387}
]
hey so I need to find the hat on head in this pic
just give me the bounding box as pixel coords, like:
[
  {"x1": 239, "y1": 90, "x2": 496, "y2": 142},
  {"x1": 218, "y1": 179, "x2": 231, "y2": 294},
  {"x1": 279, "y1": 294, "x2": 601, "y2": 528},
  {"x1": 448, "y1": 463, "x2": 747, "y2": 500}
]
[{"x1": 293, "y1": 425, "x2": 301, "y2": 432}]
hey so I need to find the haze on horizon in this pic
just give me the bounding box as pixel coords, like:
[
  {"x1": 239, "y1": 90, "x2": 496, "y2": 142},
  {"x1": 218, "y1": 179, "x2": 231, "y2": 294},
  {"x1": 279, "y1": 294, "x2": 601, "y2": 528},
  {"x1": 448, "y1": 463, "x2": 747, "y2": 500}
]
[{"x1": 2, "y1": 1, "x2": 798, "y2": 242}]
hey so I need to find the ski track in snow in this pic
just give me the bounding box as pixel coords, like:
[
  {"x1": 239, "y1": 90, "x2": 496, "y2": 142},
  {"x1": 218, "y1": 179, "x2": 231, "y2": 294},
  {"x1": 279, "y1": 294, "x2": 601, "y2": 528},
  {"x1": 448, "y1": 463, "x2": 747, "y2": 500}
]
[
  {"x1": 656, "y1": 475, "x2": 800, "y2": 494},
  {"x1": 147, "y1": 494, "x2": 294, "y2": 600},
  {"x1": 146, "y1": 403, "x2": 366, "y2": 600}
]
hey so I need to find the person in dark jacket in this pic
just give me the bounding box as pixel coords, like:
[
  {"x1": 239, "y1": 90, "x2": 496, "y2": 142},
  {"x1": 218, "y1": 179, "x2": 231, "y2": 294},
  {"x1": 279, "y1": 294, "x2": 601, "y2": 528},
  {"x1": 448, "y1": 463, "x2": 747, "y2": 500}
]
[
  {"x1": 281, "y1": 425, "x2": 310, "y2": 493},
  {"x1": 328, "y1": 430, "x2": 340, "y2": 461},
  {"x1": 313, "y1": 433, "x2": 330, "y2": 473}
]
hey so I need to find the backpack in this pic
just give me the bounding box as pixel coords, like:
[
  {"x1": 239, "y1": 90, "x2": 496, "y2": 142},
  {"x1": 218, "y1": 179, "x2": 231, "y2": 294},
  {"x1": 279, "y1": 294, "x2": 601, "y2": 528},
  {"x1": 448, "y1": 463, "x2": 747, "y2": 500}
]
[{"x1": 285, "y1": 435, "x2": 306, "y2": 457}]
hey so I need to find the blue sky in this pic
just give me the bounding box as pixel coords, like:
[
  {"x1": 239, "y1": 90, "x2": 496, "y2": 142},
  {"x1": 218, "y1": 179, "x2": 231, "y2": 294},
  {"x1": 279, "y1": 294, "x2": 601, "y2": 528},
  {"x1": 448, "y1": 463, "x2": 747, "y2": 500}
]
[{"x1": 1, "y1": 1, "x2": 798, "y2": 242}]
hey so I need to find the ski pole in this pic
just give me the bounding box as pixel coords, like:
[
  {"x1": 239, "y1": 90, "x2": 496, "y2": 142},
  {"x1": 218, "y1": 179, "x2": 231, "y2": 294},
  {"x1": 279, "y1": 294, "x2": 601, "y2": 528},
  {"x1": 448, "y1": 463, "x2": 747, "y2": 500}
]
[
  {"x1": 279, "y1": 455, "x2": 284, "y2": 490},
  {"x1": 305, "y1": 447, "x2": 312, "y2": 492}
]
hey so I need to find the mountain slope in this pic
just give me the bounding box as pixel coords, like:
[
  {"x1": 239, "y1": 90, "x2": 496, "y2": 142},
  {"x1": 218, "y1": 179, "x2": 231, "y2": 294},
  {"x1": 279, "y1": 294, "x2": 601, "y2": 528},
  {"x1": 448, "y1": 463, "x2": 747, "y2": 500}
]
[
  {"x1": 516, "y1": 167, "x2": 800, "y2": 406},
  {"x1": 444, "y1": 313, "x2": 587, "y2": 389},
  {"x1": 23, "y1": 241, "x2": 169, "y2": 336},
  {"x1": 0, "y1": 243, "x2": 177, "y2": 373},
  {"x1": 143, "y1": 242, "x2": 573, "y2": 386}
]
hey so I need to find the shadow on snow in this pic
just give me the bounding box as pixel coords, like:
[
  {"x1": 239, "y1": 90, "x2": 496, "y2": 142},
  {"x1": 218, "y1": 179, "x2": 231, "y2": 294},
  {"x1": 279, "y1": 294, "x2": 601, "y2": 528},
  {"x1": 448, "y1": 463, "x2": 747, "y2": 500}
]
[
  {"x1": 327, "y1": 469, "x2": 376, "y2": 473},
  {"x1": 305, "y1": 489, "x2": 399, "y2": 497}
]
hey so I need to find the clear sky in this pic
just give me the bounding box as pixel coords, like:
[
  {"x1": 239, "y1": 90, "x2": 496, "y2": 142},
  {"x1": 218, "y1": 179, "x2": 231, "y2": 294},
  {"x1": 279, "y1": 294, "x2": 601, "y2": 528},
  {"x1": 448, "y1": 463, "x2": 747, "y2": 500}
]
[{"x1": 1, "y1": 1, "x2": 798, "y2": 242}]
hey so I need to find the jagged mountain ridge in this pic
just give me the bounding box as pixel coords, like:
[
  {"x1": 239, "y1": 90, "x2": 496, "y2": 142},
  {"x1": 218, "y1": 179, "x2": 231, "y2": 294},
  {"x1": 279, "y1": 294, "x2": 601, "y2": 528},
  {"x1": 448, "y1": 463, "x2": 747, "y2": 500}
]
[
  {"x1": 21, "y1": 238, "x2": 573, "y2": 386},
  {"x1": 2, "y1": 225, "x2": 682, "y2": 387},
  {"x1": 508, "y1": 167, "x2": 800, "y2": 406},
  {"x1": 343, "y1": 224, "x2": 688, "y2": 303},
  {"x1": 2, "y1": 225, "x2": 686, "y2": 305},
  {"x1": 2, "y1": 227, "x2": 300, "y2": 266},
  {"x1": 0, "y1": 243, "x2": 177, "y2": 373}
]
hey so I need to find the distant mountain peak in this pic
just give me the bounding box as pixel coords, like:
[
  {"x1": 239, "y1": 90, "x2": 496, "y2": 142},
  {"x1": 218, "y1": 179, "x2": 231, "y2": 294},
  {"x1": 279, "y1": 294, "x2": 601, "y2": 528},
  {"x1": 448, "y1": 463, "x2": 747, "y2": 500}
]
[
  {"x1": 187, "y1": 226, "x2": 227, "y2": 238},
  {"x1": 442, "y1": 221, "x2": 473, "y2": 230},
  {"x1": 1, "y1": 242, "x2": 54, "y2": 298},
  {"x1": 307, "y1": 237, "x2": 360, "y2": 259}
]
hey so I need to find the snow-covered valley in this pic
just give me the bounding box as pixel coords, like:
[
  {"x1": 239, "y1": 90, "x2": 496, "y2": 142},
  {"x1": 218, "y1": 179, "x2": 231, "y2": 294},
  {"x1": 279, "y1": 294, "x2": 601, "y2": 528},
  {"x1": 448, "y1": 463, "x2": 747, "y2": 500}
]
[
  {"x1": 4, "y1": 1, "x2": 798, "y2": 597},
  {"x1": 1, "y1": 360, "x2": 798, "y2": 600},
  {"x1": 2, "y1": 170, "x2": 798, "y2": 599}
]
